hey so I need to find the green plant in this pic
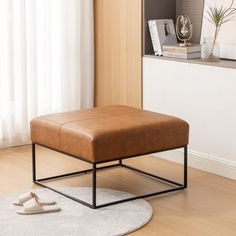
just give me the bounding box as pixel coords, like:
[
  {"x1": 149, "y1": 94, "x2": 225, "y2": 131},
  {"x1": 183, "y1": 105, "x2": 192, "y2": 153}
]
[{"x1": 206, "y1": 0, "x2": 236, "y2": 56}]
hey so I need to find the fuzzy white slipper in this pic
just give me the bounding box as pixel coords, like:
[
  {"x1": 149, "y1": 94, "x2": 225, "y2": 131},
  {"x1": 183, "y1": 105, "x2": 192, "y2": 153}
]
[
  {"x1": 17, "y1": 198, "x2": 60, "y2": 215},
  {"x1": 13, "y1": 192, "x2": 55, "y2": 206}
]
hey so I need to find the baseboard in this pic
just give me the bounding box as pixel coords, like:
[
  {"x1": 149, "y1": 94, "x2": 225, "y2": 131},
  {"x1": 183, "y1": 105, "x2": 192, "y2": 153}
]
[{"x1": 155, "y1": 149, "x2": 236, "y2": 180}]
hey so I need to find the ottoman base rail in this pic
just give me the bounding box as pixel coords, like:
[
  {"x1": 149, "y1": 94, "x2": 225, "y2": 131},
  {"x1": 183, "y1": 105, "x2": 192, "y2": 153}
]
[{"x1": 32, "y1": 143, "x2": 188, "y2": 209}]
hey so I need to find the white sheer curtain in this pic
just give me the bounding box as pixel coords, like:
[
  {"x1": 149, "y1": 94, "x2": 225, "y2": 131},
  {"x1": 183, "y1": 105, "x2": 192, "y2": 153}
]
[{"x1": 0, "y1": 0, "x2": 94, "y2": 148}]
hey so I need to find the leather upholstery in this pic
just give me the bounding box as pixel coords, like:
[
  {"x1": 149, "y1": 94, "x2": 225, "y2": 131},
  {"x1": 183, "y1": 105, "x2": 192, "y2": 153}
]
[{"x1": 30, "y1": 105, "x2": 189, "y2": 163}]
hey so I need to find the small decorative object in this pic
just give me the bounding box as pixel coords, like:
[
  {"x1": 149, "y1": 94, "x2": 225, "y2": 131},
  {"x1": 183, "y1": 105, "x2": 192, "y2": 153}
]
[
  {"x1": 202, "y1": 38, "x2": 220, "y2": 62},
  {"x1": 202, "y1": 0, "x2": 236, "y2": 62},
  {"x1": 176, "y1": 15, "x2": 193, "y2": 47}
]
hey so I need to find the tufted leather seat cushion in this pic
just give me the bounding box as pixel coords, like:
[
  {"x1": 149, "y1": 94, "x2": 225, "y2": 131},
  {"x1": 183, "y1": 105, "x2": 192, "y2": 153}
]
[{"x1": 30, "y1": 105, "x2": 189, "y2": 163}]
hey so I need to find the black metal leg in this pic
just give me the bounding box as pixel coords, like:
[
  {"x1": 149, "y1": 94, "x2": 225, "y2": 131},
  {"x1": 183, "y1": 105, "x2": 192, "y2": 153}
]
[
  {"x1": 32, "y1": 143, "x2": 36, "y2": 183},
  {"x1": 184, "y1": 146, "x2": 188, "y2": 188},
  {"x1": 92, "y1": 163, "x2": 97, "y2": 209},
  {"x1": 33, "y1": 143, "x2": 188, "y2": 209}
]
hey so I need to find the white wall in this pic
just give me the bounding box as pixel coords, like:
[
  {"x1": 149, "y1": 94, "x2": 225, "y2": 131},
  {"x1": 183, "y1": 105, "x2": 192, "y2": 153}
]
[
  {"x1": 143, "y1": 57, "x2": 236, "y2": 180},
  {"x1": 202, "y1": 0, "x2": 236, "y2": 59}
]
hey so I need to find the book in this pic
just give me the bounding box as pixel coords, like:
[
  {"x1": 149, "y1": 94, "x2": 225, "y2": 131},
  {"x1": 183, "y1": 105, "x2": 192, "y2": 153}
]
[
  {"x1": 163, "y1": 44, "x2": 201, "y2": 53},
  {"x1": 148, "y1": 19, "x2": 177, "y2": 56},
  {"x1": 163, "y1": 51, "x2": 201, "y2": 59},
  {"x1": 148, "y1": 20, "x2": 161, "y2": 56}
]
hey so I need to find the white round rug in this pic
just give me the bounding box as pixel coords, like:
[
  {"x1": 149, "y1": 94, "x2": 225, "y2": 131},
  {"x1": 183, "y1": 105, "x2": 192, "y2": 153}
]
[{"x1": 0, "y1": 187, "x2": 153, "y2": 236}]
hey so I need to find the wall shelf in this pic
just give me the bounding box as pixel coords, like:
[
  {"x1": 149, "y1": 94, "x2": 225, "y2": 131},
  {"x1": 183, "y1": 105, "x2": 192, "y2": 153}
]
[
  {"x1": 142, "y1": 0, "x2": 236, "y2": 180},
  {"x1": 143, "y1": 54, "x2": 236, "y2": 70},
  {"x1": 143, "y1": 0, "x2": 205, "y2": 55}
]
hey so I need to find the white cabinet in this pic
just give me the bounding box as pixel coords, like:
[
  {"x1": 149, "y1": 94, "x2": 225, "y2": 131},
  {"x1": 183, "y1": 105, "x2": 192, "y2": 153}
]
[{"x1": 143, "y1": 57, "x2": 236, "y2": 179}]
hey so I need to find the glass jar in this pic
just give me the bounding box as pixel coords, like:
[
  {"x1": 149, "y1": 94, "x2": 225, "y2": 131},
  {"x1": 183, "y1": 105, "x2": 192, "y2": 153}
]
[{"x1": 201, "y1": 37, "x2": 220, "y2": 62}]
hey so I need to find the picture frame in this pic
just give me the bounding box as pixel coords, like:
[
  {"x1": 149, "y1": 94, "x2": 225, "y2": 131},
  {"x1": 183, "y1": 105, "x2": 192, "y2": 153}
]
[{"x1": 148, "y1": 19, "x2": 177, "y2": 56}]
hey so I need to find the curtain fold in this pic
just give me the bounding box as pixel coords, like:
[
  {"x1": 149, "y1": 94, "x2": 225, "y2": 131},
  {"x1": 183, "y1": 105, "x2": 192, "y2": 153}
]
[{"x1": 0, "y1": 0, "x2": 94, "y2": 148}]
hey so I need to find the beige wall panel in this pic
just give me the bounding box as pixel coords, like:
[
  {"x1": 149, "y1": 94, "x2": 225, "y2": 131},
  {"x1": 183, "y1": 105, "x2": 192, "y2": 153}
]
[{"x1": 94, "y1": 0, "x2": 142, "y2": 108}]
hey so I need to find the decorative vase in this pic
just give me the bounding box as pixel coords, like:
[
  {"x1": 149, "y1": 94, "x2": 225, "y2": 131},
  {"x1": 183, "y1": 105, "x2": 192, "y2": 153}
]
[{"x1": 201, "y1": 37, "x2": 220, "y2": 62}]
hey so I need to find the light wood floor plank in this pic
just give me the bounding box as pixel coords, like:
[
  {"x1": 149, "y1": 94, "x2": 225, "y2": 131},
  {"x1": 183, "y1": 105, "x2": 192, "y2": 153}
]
[{"x1": 0, "y1": 145, "x2": 236, "y2": 235}]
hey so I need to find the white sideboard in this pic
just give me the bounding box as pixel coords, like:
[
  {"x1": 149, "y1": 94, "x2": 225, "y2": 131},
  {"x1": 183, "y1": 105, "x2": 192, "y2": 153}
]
[{"x1": 143, "y1": 56, "x2": 236, "y2": 180}]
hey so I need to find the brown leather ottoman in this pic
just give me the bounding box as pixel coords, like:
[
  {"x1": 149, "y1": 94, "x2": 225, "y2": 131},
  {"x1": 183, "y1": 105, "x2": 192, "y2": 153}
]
[{"x1": 31, "y1": 105, "x2": 189, "y2": 209}]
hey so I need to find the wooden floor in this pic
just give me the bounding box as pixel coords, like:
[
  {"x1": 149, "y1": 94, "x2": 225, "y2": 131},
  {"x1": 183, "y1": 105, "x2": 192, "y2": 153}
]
[{"x1": 0, "y1": 146, "x2": 236, "y2": 236}]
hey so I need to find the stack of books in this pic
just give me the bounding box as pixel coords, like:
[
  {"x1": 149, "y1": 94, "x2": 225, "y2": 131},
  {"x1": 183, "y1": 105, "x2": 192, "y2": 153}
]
[{"x1": 162, "y1": 44, "x2": 201, "y2": 59}]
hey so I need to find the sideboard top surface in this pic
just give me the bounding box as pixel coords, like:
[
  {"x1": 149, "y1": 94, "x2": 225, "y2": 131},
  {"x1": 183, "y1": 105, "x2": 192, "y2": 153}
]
[{"x1": 143, "y1": 55, "x2": 236, "y2": 70}]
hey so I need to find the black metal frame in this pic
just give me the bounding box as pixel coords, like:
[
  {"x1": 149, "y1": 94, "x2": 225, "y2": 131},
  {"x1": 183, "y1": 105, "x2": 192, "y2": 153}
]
[{"x1": 32, "y1": 143, "x2": 188, "y2": 209}]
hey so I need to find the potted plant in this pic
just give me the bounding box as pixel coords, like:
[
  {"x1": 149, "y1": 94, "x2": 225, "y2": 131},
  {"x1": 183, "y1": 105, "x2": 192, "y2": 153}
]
[{"x1": 203, "y1": 0, "x2": 236, "y2": 62}]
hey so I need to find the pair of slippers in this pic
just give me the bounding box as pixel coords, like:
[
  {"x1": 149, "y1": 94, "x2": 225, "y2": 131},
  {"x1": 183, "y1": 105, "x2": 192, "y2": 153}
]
[{"x1": 13, "y1": 192, "x2": 60, "y2": 215}]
